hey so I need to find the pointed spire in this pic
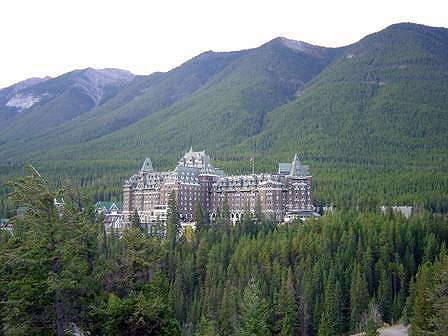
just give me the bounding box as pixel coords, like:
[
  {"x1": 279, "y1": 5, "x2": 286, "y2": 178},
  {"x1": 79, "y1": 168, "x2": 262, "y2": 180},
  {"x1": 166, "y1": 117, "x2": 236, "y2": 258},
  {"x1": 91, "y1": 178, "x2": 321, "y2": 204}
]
[
  {"x1": 189, "y1": 146, "x2": 193, "y2": 152},
  {"x1": 141, "y1": 157, "x2": 154, "y2": 173},
  {"x1": 290, "y1": 153, "x2": 300, "y2": 176},
  {"x1": 290, "y1": 154, "x2": 309, "y2": 176}
]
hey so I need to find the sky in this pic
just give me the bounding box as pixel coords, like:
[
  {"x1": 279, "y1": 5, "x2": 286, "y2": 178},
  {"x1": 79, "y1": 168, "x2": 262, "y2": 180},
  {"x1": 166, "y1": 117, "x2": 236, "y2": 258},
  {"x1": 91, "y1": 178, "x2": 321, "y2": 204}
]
[{"x1": 1, "y1": 0, "x2": 447, "y2": 88}]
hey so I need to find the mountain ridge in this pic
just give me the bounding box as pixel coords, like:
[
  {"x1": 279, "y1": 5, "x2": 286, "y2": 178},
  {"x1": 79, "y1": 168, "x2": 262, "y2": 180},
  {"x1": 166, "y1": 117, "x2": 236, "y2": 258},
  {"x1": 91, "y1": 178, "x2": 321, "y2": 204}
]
[
  {"x1": 0, "y1": 22, "x2": 447, "y2": 211},
  {"x1": 0, "y1": 67, "x2": 135, "y2": 141}
]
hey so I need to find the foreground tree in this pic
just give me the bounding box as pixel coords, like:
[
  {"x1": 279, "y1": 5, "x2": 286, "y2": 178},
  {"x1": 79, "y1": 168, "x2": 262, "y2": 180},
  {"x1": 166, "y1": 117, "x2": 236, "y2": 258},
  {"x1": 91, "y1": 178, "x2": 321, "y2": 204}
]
[
  {"x1": 1, "y1": 165, "x2": 101, "y2": 336},
  {"x1": 431, "y1": 255, "x2": 448, "y2": 335},
  {"x1": 166, "y1": 191, "x2": 180, "y2": 253}
]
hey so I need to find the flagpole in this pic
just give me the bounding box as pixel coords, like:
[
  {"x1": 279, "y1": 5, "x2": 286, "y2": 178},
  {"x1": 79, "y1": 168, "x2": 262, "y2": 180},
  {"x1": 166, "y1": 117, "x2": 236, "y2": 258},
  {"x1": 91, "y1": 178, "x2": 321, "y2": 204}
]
[{"x1": 252, "y1": 140, "x2": 256, "y2": 175}]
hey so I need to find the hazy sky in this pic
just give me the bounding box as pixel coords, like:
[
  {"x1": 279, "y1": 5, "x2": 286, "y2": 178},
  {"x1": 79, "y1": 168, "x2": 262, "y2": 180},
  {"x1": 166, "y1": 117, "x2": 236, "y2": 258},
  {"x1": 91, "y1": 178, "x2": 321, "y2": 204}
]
[{"x1": 1, "y1": 0, "x2": 446, "y2": 88}]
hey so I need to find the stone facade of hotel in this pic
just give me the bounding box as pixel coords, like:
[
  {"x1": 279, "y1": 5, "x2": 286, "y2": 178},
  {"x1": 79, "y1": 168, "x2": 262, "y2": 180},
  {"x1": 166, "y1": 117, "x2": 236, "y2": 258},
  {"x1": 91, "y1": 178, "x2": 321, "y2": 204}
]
[{"x1": 123, "y1": 149, "x2": 314, "y2": 226}]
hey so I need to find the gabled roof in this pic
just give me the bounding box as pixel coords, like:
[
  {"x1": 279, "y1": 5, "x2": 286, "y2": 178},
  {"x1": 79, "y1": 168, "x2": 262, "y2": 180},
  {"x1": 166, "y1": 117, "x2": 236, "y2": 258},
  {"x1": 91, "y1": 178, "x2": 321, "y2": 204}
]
[{"x1": 95, "y1": 201, "x2": 123, "y2": 211}]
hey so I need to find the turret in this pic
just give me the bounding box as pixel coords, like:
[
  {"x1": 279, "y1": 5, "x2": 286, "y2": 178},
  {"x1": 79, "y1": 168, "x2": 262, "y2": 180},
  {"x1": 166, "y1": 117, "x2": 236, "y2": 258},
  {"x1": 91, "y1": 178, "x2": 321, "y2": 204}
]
[
  {"x1": 141, "y1": 157, "x2": 154, "y2": 173},
  {"x1": 123, "y1": 179, "x2": 133, "y2": 224}
]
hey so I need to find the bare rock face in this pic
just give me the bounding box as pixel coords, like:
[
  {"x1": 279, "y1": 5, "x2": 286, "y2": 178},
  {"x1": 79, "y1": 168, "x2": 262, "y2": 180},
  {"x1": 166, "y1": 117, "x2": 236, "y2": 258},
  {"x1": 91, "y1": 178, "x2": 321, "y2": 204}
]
[
  {"x1": 73, "y1": 68, "x2": 135, "y2": 106},
  {"x1": 0, "y1": 77, "x2": 51, "y2": 110},
  {"x1": 0, "y1": 68, "x2": 135, "y2": 138},
  {"x1": 1, "y1": 68, "x2": 135, "y2": 112},
  {"x1": 6, "y1": 93, "x2": 43, "y2": 110},
  {"x1": 278, "y1": 37, "x2": 327, "y2": 58}
]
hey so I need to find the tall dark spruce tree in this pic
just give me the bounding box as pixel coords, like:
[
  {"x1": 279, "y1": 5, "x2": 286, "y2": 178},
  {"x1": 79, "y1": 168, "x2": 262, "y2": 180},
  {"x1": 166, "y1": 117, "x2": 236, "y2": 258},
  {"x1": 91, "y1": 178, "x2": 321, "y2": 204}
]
[
  {"x1": 239, "y1": 277, "x2": 269, "y2": 336},
  {"x1": 166, "y1": 190, "x2": 180, "y2": 281},
  {"x1": 1, "y1": 165, "x2": 101, "y2": 336}
]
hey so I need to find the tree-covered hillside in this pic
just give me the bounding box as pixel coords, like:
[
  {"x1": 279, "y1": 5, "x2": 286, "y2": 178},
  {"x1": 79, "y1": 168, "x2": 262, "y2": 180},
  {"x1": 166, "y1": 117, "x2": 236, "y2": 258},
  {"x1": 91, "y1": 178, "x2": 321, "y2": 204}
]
[{"x1": 1, "y1": 23, "x2": 448, "y2": 217}]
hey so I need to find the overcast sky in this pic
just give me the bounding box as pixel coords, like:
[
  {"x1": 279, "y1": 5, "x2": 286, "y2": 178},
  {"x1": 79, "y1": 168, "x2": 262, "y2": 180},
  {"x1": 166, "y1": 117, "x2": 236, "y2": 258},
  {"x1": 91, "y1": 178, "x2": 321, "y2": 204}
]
[{"x1": 1, "y1": 0, "x2": 446, "y2": 88}]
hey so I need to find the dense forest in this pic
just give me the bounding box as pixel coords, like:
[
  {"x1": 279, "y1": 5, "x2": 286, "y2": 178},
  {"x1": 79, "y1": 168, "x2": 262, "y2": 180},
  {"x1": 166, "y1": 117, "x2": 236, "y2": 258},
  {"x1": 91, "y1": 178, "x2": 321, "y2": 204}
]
[{"x1": 1, "y1": 166, "x2": 447, "y2": 335}]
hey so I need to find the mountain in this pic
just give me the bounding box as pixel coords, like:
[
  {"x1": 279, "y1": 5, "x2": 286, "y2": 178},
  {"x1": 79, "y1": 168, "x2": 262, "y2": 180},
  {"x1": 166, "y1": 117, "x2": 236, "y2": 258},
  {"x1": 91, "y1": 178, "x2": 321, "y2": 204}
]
[
  {"x1": 0, "y1": 68, "x2": 135, "y2": 141},
  {"x1": 0, "y1": 22, "x2": 447, "y2": 212},
  {"x1": 255, "y1": 23, "x2": 448, "y2": 163},
  {"x1": 0, "y1": 37, "x2": 341, "y2": 159}
]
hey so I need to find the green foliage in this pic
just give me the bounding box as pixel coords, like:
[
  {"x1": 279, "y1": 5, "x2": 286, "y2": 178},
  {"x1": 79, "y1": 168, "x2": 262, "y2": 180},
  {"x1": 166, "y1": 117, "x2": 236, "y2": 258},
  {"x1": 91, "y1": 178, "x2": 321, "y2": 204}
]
[
  {"x1": 239, "y1": 277, "x2": 269, "y2": 336},
  {"x1": 350, "y1": 264, "x2": 369, "y2": 330},
  {"x1": 0, "y1": 167, "x2": 178, "y2": 335},
  {"x1": 2, "y1": 171, "x2": 448, "y2": 335},
  {"x1": 366, "y1": 318, "x2": 379, "y2": 336},
  {"x1": 407, "y1": 254, "x2": 448, "y2": 336},
  {"x1": 2, "y1": 23, "x2": 448, "y2": 219},
  {"x1": 1, "y1": 165, "x2": 101, "y2": 335},
  {"x1": 131, "y1": 208, "x2": 142, "y2": 231},
  {"x1": 104, "y1": 291, "x2": 180, "y2": 336},
  {"x1": 195, "y1": 316, "x2": 220, "y2": 336},
  {"x1": 167, "y1": 191, "x2": 180, "y2": 253}
]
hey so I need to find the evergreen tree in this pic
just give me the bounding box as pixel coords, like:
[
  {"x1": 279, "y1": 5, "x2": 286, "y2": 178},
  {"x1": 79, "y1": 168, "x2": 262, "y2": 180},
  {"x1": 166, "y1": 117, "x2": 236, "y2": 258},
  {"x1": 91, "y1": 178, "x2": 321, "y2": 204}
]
[
  {"x1": 275, "y1": 269, "x2": 297, "y2": 336},
  {"x1": 318, "y1": 272, "x2": 339, "y2": 336},
  {"x1": 105, "y1": 291, "x2": 180, "y2": 336},
  {"x1": 255, "y1": 194, "x2": 263, "y2": 224},
  {"x1": 350, "y1": 264, "x2": 369, "y2": 331},
  {"x1": 194, "y1": 199, "x2": 204, "y2": 234},
  {"x1": 377, "y1": 267, "x2": 393, "y2": 323},
  {"x1": 166, "y1": 191, "x2": 180, "y2": 281},
  {"x1": 1, "y1": 165, "x2": 101, "y2": 336},
  {"x1": 239, "y1": 277, "x2": 269, "y2": 336},
  {"x1": 410, "y1": 263, "x2": 435, "y2": 336},
  {"x1": 131, "y1": 208, "x2": 142, "y2": 231},
  {"x1": 195, "y1": 316, "x2": 219, "y2": 336},
  {"x1": 219, "y1": 281, "x2": 239, "y2": 336},
  {"x1": 167, "y1": 191, "x2": 180, "y2": 253},
  {"x1": 220, "y1": 192, "x2": 231, "y2": 234},
  {"x1": 153, "y1": 215, "x2": 165, "y2": 239},
  {"x1": 366, "y1": 317, "x2": 379, "y2": 336},
  {"x1": 431, "y1": 255, "x2": 448, "y2": 335}
]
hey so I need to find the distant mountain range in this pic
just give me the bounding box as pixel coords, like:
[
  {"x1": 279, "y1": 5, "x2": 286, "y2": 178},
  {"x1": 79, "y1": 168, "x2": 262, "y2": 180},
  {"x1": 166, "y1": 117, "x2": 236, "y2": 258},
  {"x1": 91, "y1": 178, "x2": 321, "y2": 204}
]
[
  {"x1": 0, "y1": 68, "x2": 134, "y2": 141},
  {"x1": 1, "y1": 22, "x2": 447, "y2": 208}
]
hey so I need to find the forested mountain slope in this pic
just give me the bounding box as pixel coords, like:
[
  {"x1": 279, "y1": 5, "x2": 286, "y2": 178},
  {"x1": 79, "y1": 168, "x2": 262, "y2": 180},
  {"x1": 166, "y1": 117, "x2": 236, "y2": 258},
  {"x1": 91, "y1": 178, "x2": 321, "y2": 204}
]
[
  {"x1": 254, "y1": 23, "x2": 448, "y2": 164},
  {"x1": 0, "y1": 23, "x2": 447, "y2": 215},
  {"x1": 27, "y1": 49, "x2": 250, "y2": 148},
  {"x1": 0, "y1": 38, "x2": 338, "y2": 159}
]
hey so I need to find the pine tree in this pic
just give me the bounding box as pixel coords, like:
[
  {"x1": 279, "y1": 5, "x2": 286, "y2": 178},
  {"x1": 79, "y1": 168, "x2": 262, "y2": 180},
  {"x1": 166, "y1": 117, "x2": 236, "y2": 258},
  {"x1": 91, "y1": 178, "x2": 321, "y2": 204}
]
[
  {"x1": 255, "y1": 194, "x2": 263, "y2": 224},
  {"x1": 350, "y1": 264, "x2": 369, "y2": 332},
  {"x1": 167, "y1": 191, "x2": 180, "y2": 251},
  {"x1": 219, "y1": 281, "x2": 239, "y2": 336},
  {"x1": 239, "y1": 277, "x2": 269, "y2": 336},
  {"x1": 195, "y1": 316, "x2": 219, "y2": 336},
  {"x1": 318, "y1": 272, "x2": 339, "y2": 336},
  {"x1": 431, "y1": 256, "x2": 448, "y2": 335},
  {"x1": 220, "y1": 193, "x2": 231, "y2": 234},
  {"x1": 131, "y1": 208, "x2": 142, "y2": 231},
  {"x1": 275, "y1": 269, "x2": 297, "y2": 336},
  {"x1": 2, "y1": 165, "x2": 101, "y2": 336},
  {"x1": 366, "y1": 317, "x2": 379, "y2": 336},
  {"x1": 377, "y1": 267, "x2": 392, "y2": 323},
  {"x1": 194, "y1": 199, "x2": 204, "y2": 233},
  {"x1": 410, "y1": 263, "x2": 435, "y2": 336}
]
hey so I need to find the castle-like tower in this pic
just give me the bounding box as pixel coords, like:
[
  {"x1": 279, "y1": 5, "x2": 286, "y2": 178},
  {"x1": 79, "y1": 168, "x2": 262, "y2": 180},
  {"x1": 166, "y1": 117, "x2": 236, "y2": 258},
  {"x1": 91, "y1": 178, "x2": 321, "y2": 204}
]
[{"x1": 123, "y1": 149, "x2": 314, "y2": 227}]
